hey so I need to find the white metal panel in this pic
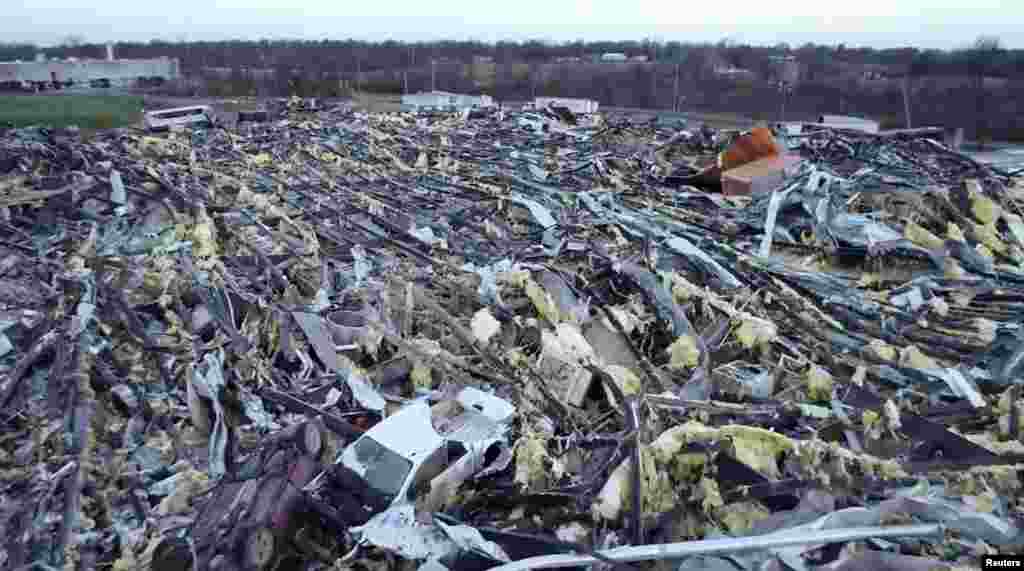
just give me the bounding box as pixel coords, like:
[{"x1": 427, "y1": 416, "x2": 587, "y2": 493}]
[
  {"x1": 361, "y1": 400, "x2": 443, "y2": 459},
  {"x1": 817, "y1": 115, "x2": 880, "y2": 134}
]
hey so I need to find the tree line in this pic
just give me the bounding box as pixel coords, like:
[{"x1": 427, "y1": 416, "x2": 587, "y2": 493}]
[
  {"x1": 2, "y1": 37, "x2": 1020, "y2": 142},
  {"x1": 2, "y1": 38, "x2": 1023, "y2": 80}
]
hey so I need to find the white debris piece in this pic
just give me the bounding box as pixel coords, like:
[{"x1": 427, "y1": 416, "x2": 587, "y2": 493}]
[{"x1": 471, "y1": 308, "x2": 502, "y2": 345}]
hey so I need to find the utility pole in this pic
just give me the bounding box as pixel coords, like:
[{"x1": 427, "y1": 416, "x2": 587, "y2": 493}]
[
  {"x1": 777, "y1": 81, "x2": 792, "y2": 123},
  {"x1": 673, "y1": 63, "x2": 680, "y2": 113},
  {"x1": 406, "y1": 46, "x2": 414, "y2": 95},
  {"x1": 649, "y1": 42, "x2": 658, "y2": 108},
  {"x1": 651, "y1": 63, "x2": 657, "y2": 108},
  {"x1": 902, "y1": 74, "x2": 913, "y2": 129},
  {"x1": 356, "y1": 57, "x2": 361, "y2": 94},
  {"x1": 431, "y1": 58, "x2": 436, "y2": 92}
]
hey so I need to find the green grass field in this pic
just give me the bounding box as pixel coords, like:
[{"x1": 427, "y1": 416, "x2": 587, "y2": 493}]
[{"x1": 0, "y1": 94, "x2": 143, "y2": 129}]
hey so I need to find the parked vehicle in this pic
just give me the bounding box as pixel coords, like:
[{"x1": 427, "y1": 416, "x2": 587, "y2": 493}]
[
  {"x1": 144, "y1": 105, "x2": 216, "y2": 132},
  {"x1": 310, "y1": 387, "x2": 514, "y2": 520},
  {"x1": 151, "y1": 388, "x2": 515, "y2": 570}
]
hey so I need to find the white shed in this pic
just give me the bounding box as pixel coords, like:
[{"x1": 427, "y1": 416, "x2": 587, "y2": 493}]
[
  {"x1": 533, "y1": 97, "x2": 599, "y2": 114},
  {"x1": 401, "y1": 91, "x2": 494, "y2": 111},
  {"x1": 816, "y1": 115, "x2": 880, "y2": 134}
]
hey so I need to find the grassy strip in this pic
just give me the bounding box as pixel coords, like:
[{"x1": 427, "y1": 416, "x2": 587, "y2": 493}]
[{"x1": 0, "y1": 94, "x2": 143, "y2": 129}]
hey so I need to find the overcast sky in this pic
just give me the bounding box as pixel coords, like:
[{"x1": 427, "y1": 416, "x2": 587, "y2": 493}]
[{"x1": 4, "y1": 0, "x2": 1020, "y2": 50}]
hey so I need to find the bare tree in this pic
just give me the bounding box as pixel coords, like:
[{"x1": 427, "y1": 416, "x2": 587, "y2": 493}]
[{"x1": 967, "y1": 36, "x2": 1002, "y2": 148}]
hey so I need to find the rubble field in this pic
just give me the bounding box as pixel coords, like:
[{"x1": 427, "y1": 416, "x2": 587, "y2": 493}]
[{"x1": 1, "y1": 99, "x2": 1024, "y2": 571}]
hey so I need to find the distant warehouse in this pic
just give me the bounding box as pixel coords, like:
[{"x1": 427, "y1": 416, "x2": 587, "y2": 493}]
[
  {"x1": 0, "y1": 43, "x2": 179, "y2": 91},
  {"x1": 401, "y1": 91, "x2": 494, "y2": 112}
]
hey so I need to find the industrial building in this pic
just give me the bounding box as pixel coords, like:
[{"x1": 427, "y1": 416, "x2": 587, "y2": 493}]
[
  {"x1": 0, "y1": 43, "x2": 179, "y2": 90},
  {"x1": 400, "y1": 91, "x2": 494, "y2": 112}
]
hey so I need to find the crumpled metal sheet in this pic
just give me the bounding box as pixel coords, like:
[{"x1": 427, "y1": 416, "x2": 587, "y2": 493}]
[
  {"x1": 351, "y1": 504, "x2": 510, "y2": 563},
  {"x1": 191, "y1": 351, "x2": 230, "y2": 479},
  {"x1": 462, "y1": 258, "x2": 519, "y2": 306},
  {"x1": 353, "y1": 505, "x2": 458, "y2": 561},
  {"x1": 345, "y1": 369, "x2": 387, "y2": 413}
]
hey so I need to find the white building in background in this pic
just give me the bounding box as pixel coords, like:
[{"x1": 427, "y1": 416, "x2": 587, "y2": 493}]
[
  {"x1": 816, "y1": 115, "x2": 880, "y2": 134},
  {"x1": 531, "y1": 97, "x2": 599, "y2": 114},
  {"x1": 401, "y1": 91, "x2": 494, "y2": 111},
  {"x1": 601, "y1": 53, "x2": 628, "y2": 62},
  {"x1": 0, "y1": 43, "x2": 179, "y2": 88}
]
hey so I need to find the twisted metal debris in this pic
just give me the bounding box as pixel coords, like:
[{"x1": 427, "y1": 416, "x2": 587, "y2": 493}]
[{"x1": 0, "y1": 104, "x2": 1022, "y2": 571}]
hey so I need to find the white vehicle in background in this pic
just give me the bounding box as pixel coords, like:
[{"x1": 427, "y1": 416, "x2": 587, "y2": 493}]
[{"x1": 144, "y1": 105, "x2": 215, "y2": 132}]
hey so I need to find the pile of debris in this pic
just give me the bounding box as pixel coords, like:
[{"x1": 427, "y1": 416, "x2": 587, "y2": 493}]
[{"x1": 1, "y1": 104, "x2": 1023, "y2": 571}]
